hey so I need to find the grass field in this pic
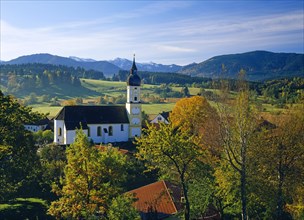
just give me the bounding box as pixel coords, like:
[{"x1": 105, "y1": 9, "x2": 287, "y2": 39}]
[
  {"x1": 31, "y1": 102, "x2": 176, "y2": 117},
  {"x1": 27, "y1": 79, "x2": 286, "y2": 117},
  {"x1": 0, "y1": 198, "x2": 53, "y2": 220}
]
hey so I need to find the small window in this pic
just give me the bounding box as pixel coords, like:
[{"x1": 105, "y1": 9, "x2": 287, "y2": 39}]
[
  {"x1": 158, "y1": 116, "x2": 162, "y2": 121},
  {"x1": 97, "y1": 126, "x2": 102, "y2": 136},
  {"x1": 88, "y1": 127, "x2": 90, "y2": 137},
  {"x1": 134, "y1": 87, "x2": 137, "y2": 90},
  {"x1": 109, "y1": 126, "x2": 113, "y2": 136},
  {"x1": 121, "y1": 124, "x2": 124, "y2": 131},
  {"x1": 134, "y1": 97, "x2": 137, "y2": 101},
  {"x1": 58, "y1": 127, "x2": 62, "y2": 136}
]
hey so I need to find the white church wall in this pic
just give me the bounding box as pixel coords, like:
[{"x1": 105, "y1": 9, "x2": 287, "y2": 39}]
[
  {"x1": 66, "y1": 130, "x2": 77, "y2": 145},
  {"x1": 88, "y1": 123, "x2": 129, "y2": 144},
  {"x1": 54, "y1": 120, "x2": 65, "y2": 144}
]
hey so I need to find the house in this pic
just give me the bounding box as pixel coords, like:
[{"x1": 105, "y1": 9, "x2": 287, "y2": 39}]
[
  {"x1": 24, "y1": 118, "x2": 50, "y2": 132},
  {"x1": 150, "y1": 111, "x2": 170, "y2": 124},
  {"x1": 53, "y1": 55, "x2": 142, "y2": 145},
  {"x1": 127, "y1": 180, "x2": 182, "y2": 220},
  {"x1": 127, "y1": 180, "x2": 221, "y2": 220}
]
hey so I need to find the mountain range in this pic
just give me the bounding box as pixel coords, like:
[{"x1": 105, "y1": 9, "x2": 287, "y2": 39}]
[
  {"x1": 1, "y1": 51, "x2": 303, "y2": 81},
  {"x1": 179, "y1": 51, "x2": 304, "y2": 81}
]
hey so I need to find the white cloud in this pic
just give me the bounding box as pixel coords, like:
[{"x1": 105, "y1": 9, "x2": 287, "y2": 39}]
[{"x1": 1, "y1": 6, "x2": 303, "y2": 64}]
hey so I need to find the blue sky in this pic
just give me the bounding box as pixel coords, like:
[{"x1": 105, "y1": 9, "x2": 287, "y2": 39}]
[{"x1": 1, "y1": 1, "x2": 303, "y2": 65}]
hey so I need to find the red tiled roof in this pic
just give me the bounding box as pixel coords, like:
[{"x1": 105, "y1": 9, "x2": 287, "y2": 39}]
[{"x1": 127, "y1": 180, "x2": 178, "y2": 216}]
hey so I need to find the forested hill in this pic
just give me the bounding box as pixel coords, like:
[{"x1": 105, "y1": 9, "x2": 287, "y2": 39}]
[
  {"x1": 3, "y1": 53, "x2": 120, "y2": 77},
  {"x1": 179, "y1": 51, "x2": 304, "y2": 81},
  {"x1": 0, "y1": 63, "x2": 104, "y2": 97}
]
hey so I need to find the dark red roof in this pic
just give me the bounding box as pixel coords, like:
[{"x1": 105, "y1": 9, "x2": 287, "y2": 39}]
[{"x1": 127, "y1": 180, "x2": 181, "y2": 219}]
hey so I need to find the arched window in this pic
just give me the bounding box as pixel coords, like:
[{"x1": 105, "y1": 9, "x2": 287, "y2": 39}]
[
  {"x1": 58, "y1": 127, "x2": 62, "y2": 136},
  {"x1": 97, "y1": 126, "x2": 102, "y2": 136},
  {"x1": 109, "y1": 126, "x2": 113, "y2": 136}
]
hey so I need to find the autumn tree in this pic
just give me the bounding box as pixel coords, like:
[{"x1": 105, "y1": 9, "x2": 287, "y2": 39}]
[
  {"x1": 48, "y1": 129, "x2": 129, "y2": 219},
  {"x1": 0, "y1": 91, "x2": 45, "y2": 201},
  {"x1": 217, "y1": 88, "x2": 258, "y2": 220},
  {"x1": 249, "y1": 106, "x2": 304, "y2": 219},
  {"x1": 170, "y1": 96, "x2": 221, "y2": 155},
  {"x1": 136, "y1": 122, "x2": 211, "y2": 220}
]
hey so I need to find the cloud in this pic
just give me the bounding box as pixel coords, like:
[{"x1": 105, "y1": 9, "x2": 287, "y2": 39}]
[{"x1": 1, "y1": 4, "x2": 303, "y2": 64}]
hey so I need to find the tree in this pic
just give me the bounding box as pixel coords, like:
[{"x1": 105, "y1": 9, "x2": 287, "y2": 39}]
[
  {"x1": 0, "y1": 91, "x2": 45, "y2": 201},
  {"x1": 136, "y1": 123, "x2": 210, "y2": 220},
  {"x1": 181, "y1": 86, "x2": 190, "y2": 97},
  {"x1": 217, "y1": 89, "x2": 258, "y2": 220},
  {"x1": 39, "y1": 144, "x2": 66, "y2": 192},
  {"x1": 170, "y1": 96, "x2": 217, "y2": 135},
  {"x1": 48, "y1": 129, "x2": 129, "y2": 219},
  {"x1": 249, "y1": 106, "x2": 304, "y2": 219},
  {"x1": 107, "y1": 194, "x2": 141, "y2": 220},
  {"x1": 170, "y1": 96, "x2": 221, "y2": 156}
]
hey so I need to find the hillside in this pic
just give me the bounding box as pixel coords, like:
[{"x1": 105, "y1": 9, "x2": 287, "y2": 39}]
[
  {"x1": 179, "y1": 51, "x2": 304, "y2": 81},
  {"x1": 3, "y1": 54, "x2": 182, "y2": 77},
  {"x1": 4, "y1": 54, "x2": 120, "y2": 77},
  {"x1": 2, "y1": 51, "x2": 303, "y2": 81}
]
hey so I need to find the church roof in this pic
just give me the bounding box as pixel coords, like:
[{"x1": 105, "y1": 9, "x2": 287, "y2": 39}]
[
  {"x1": 127, "y1": 55, "x2": 141, "y2": 86},
  {"x1": 55, "y1": 105, "x2": 129, "y2": 130}
]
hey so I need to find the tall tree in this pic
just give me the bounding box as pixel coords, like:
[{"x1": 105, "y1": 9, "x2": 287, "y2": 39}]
[
  {"x1": 217, "y1": 89, "x2": 258, "y2": 220},
  {"x1": 249, "y1": 106, "x2": 304, "y2": 219},
  {"x1": 136, "y1": 123, "x2": 210, "y2": 220},
  {"x1": 0, "y1": 91, "x2": 44, "y2": 201},
  {"x1": 48, "y1": 129, "x2": 129, "y2": 219}
]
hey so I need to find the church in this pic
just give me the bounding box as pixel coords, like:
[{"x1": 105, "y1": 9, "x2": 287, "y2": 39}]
[{"x1": 54, "y1": 56, "x2": 142, "y2": 145}]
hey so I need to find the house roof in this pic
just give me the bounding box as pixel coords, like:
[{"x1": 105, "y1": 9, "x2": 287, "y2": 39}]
[
  {"x1": 127, "y1": 180, "x2": 182, "y2": 219},
  {"x1": 160, "y1": 111, "x2": 170, "y2": 121},
  {"x1": 54, "y1": 105, "x2": 129, "y2": 130}
]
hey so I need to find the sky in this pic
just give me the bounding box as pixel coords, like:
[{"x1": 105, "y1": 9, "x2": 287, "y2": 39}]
[{"x1": 0, "y1": 0, "x2": 303, "y2": 65}]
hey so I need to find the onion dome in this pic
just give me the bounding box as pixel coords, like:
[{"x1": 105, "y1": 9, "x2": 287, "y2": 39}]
[{"x1": 127, "y1": 54, "x2": 141, "y2": 86}]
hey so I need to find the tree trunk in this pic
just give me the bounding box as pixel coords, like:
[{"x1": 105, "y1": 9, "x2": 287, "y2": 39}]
[
  {"x1": 181, "y1": 175, "x2": 190, "y2": 220},
  {"x1": 241, "y1": 141, "x2": 247, "y2": 220},
  {"x1": 276, "y1": 145, "x2": 284, "y2": 220},
  {"x1": 241, "y1": 166, "x2": 247, "y2": 220}
]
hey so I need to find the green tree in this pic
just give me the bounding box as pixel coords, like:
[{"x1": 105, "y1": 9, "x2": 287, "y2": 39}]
[
  {"x1": 108, "y1": 194, "x2": 141, "y2": 220},
  {"x1": 0, "y1": 91, "x2": 45, "y2": 201},
  {"x1": 181, "y1": 86, "x2": 190, "y2": 97},
  {"x1": 136, "y1": 123, "x2": 210, "y2": 220},
  {"x1": 217, "y1": 90, "x2": 258, "y2": 220},
  {"x1": 48, "y1": 129, "x2": 129, "y2": 219},
  {"x1": 39, "y1": 144, "x2": 66, "y2": 191}
]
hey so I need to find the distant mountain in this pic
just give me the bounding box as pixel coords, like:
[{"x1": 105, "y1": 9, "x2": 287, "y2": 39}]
[
  {"x1": 109, "y1": 58, "x2": 182, "y2": 73},
  {"x1": 69, "y1": 56, "x2": 96, "y2": 62},
  {"x1": 2, "y1": 51, "x2": 303, "y2": 81},
  {"x1": 179, "y1": 51, "x2": 304, "y2": 81},
  {"x1": 4, "y1": 54, "x2": 120, "y2": 77}
]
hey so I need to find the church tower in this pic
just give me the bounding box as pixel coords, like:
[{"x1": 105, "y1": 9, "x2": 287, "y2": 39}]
[{"x1": 126, "y1": 55, "x2": 142, "y2": 138}]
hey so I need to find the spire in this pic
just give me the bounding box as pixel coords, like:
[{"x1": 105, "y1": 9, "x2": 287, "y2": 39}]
[
  {"x1": 127, "y1": 54, "x2": 141, "y2": 86},
  {"x1": 131, "y1": 54, "x2": 137, "y2": 73}
]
